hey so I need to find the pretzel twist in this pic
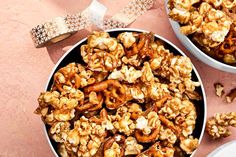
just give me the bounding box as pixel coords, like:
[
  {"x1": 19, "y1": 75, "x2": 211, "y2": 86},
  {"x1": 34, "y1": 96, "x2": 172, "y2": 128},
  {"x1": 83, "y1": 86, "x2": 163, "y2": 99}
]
[
  {"x1": 53, "y1": 66, "x2": 81, "y2": 92},
  {"x1": 84, "y1": 80, "x2": 126, "y2": 110},
  {"x1": 76, "y1": 92, "x2": 103, "y2": 112},
  {"x1": 219, "y1": 27, "x2": 236, "y2": 54}
]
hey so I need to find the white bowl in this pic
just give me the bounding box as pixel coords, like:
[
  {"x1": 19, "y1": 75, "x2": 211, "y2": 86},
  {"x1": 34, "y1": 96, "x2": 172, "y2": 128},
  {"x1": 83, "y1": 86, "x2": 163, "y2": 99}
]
[
  {"x1": 42, "y1": 28, "x2": 207, "y2": 157},
  {"x1": 207, "y1": 141, "x2": 236, "y2": 157},
  {"x1": 165, "y1": 0, "x2": 236, "y2": 73}
]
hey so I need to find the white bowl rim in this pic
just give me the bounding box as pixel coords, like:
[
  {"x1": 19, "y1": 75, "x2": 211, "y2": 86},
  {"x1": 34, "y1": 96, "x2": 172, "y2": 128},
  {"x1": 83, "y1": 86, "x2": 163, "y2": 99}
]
[
  {"x1": 42, "y1": 28, "x2": 207, "y2": 157},
  {"x1": 164, "y1": 0, "x2": 236, "y2": 73},
  {"x1": 207, "y1": 140, "x2": 236, "y2": 157}
]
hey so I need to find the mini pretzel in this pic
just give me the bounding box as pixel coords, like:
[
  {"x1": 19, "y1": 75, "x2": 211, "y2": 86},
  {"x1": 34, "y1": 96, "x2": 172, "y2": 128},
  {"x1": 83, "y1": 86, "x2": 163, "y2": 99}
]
[
  {"x1": 84, "y1": 80, "x2": 126, "y2": 110},
  {"x1": 139, "y1": 32, "x2": 155, "y2": 59},
  {"x1": 126, "y1": 32, "x2": 154, "y2": 59},
  {"x1": 220, "y1": 28, "x2": 236, "y2": 54},
  {"x1": 53, "y1": 65, "x2": 81, "y2": 92},
  {"x1": 135, "y1": 128, "x2": 160, "y2": 143},
  {"x1": 134, "y1": 96, "x2": 172, "y2": 143},
  {"x1": 76, "y1": 92, "x2": 103, "y2": 112},
  {"x1": 103, "y1": 134, "x2": 126, "y2": 156}
]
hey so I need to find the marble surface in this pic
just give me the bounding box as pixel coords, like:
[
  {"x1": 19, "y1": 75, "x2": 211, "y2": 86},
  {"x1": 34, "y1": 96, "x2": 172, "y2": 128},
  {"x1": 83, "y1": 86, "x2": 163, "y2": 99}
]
[{"x1": 0, "y1": 0, "x2": 235, "y2": 156}]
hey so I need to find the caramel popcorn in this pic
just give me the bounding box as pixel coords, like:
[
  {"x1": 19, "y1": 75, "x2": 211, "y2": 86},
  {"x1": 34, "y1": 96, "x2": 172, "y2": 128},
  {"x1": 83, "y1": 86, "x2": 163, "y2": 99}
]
[
  {"x1": 159, "y1": 97, "x2": 182, "y2": 119},
  {"x1": 122, "y1": 54, "x2": 142, "y2": 67},
  {"x1": 77, "y1": 66, "x2": 96, "y2": 88},
  {"x1": 206, "y1": 112, "x2": 236, "y2": 139},
  {"x1": 147, "y1": 112, "x2": 161, "y2": 129},
  {"x1": 54, "y1": 109, "x2": 75, "y2": 121},
  {"x1": 180, "y1": 136, "x2": 199, "y2": 154},
  {"x1": 171, "y1": 1, "x2": 232, "y2": 47},
  {"x1": 124, "y1": 137, "x2": 143, "y2": 155},
  {"x1": 37, "y1": 91, "x2": 60, "y2": 109},
  {"x1": 80, "y1": 32, "x2": 125, "y2": 72},
  {"x1": 126, "y1": 85, "x2": 146, "y2": 103},
  {"x1": 222, "y1": 0, "x2": 236, "y2": 9},
  {"x1": 136, "y1": 112, "x2": 161, "y2": 137},
  {"x1": 180, "y1": 100, "x2": 197, "y2": 137},
  {"x1": 35, "y1": 31, "x2": 201, "y2": 157},
  {"x1": 159, "y1": 126, "x2": 177, "y2": 144},
  {"x1": 127, "y1": 103, "x2": 143, "y2": 119},
  {"x1": 168, "y1": 0, "x2": 200, "y2": 24},
  {"x1": 113, "y1": 110, "x2": 136, "y2": 136},
  {"x1": 136, "y1": 116, "x2": 148, "y2": 130},
  {"x1": 50, "y1": 122, "x2": 70, "y2": 143},
  {"x1": 87, "y1": 31, "x2": 118, "y2": 51},
  {"x1": 35, "y1": 91, "x2": 80, "y2": 124},
  {"x1": 110, "y1": 43, "x2": 125, "y2": 60},
  {"x1": 148, "y1": 82, "x2": 170, "y2": 101},
  {"x1": 117, "y1": 32, "x2": 136, "y2": 48},
  {"x1": 223, "y1": 54, "x2": 236, "y2": 64},
  {"x1": 141, "y1": 62, "x2": 155, "y2": 85},
  {"x1": 104, "y1": 142, "x2": 121, "y2": 157},
  {"x1": 108, "y1": 65, "x2": 142, "y2": 83},
  {"x1": 159, "y1": 98, "x2": 197, "y2": 138},
  {"x1": 87, "y1": 50, "x2": 119, "y2": 72}
]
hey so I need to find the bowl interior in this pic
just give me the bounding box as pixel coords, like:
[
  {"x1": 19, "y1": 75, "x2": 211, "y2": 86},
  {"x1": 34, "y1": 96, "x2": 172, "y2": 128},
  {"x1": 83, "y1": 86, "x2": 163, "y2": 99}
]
[
  {"x1": 45, "y1": 29, "x2": 206, "y2": 157},
  {"x1": 164, "y1": 0, "x2": 236, "y2": 73}
]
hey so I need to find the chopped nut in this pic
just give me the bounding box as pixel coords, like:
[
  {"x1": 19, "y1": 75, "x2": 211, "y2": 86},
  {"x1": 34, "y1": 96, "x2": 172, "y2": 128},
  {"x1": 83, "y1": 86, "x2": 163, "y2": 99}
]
[
  {"x1": 225, "y1": 88, "x2": 236, "y2": 103},
  {"x1": 214, "y1": 82, "x2": 225, "y2": 97}
]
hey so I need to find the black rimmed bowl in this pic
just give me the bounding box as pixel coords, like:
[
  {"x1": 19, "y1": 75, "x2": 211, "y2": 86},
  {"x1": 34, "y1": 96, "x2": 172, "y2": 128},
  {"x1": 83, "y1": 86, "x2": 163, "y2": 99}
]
[{"x1": 42, "y1": 28, "x2": 207, "y2": 157}]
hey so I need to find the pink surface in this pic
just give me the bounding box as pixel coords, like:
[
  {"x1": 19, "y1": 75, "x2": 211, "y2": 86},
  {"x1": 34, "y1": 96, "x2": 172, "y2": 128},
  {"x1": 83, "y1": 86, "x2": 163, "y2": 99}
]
[{"x1": 0, "y1": 0, "x2": 235, "y2": 156}]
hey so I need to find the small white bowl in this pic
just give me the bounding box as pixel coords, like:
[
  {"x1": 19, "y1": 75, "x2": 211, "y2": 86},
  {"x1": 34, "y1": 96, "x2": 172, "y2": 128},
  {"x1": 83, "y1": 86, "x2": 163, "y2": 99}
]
[{"x1": 165, "y1": 0, "x2": 236, "y2": 73}]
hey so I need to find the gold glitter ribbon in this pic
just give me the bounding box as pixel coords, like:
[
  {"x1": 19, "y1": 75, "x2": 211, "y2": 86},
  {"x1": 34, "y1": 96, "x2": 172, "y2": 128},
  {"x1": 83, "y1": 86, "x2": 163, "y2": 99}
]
[
  {"x1": 30, "y1": 0, "x2": 154, "y2": 48},
  {"x1": 30, "y1": 13, "x2": 91, "y2": 48},
  {"x1": 102, "y1": 0, "x2": 154, "y2": 29}
]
